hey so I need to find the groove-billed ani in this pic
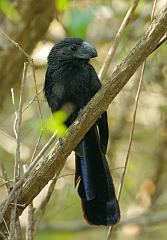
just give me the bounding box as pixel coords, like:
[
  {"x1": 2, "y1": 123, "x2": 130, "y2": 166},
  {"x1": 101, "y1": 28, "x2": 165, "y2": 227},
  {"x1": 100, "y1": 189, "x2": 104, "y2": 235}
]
[{"x1": 44, "y1": 38, "x2": 120, "y2": 225}]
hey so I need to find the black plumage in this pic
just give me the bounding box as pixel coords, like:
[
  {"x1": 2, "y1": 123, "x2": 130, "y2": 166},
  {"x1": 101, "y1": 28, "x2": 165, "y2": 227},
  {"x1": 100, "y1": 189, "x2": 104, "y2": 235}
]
[{"x1": 44, "y1": 37, "x2": 120, "y2": 225}]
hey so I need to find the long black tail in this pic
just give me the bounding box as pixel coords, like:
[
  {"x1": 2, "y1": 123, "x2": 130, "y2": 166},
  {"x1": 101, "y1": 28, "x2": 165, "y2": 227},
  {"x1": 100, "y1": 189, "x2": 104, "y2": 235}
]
[{"x1": 75, "y1": 112, "x2": 120, "y2": 225}]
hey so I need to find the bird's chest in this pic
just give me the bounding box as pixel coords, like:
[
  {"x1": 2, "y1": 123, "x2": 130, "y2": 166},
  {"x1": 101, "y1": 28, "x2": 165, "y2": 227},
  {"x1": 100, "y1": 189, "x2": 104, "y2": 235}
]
[{"x1": 61, "y1": 65, "x2": 92, "y2": 107}]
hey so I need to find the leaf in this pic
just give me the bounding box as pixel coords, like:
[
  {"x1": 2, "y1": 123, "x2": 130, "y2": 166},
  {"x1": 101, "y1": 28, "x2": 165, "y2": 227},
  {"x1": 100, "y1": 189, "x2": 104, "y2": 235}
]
[
  {"x1": 0, "y1": 0, "x2": 20, "y2": 21},
  {"x1": 43, "y1": 110, "x2": 68, "y2": 137},
  {"x1": 55, "y1": 0, "x2": 69, "y2": 12},
  {"x1": 66, "y1": 7, "x2": 94, "y2": 38}
]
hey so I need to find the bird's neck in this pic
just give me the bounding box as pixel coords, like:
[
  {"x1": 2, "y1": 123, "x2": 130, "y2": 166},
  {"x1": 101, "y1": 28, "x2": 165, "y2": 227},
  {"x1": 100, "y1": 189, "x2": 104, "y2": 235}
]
[{"x1": 58, "y1": 58, "x2": 89, "y2": 66}]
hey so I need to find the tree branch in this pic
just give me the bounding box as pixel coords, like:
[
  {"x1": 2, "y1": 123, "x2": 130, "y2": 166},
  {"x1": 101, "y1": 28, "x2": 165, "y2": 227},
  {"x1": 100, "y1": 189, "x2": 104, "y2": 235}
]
[
  {"x1": 0, "y1": 0, "x2": 55, "y2": 105},
  {"x1": 0, "y1": 2, "x2": 167, "y2": 237},
  {"x1": 99, "y1": 0, "x2": 141, "y2": 81}
]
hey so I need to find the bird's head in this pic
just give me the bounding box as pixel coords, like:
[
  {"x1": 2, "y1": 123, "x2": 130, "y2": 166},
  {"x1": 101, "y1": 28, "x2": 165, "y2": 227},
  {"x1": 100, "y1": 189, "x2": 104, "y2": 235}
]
[{"x1": 48, "y1": 38, "x2": 97, "y2": 63}]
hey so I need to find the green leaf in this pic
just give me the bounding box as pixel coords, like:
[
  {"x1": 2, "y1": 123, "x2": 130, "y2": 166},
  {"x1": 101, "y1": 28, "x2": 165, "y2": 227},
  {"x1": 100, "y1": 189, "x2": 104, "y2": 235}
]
[
  {"x1": 55, "y1": 0, "x2": 69, "y2": 12},
  {"x1": 43, "y1": 110, "x2": 68, "y2": 137},
  {"x1": 66, "y1": 7, "x2": 94, "y2": 38},
  {"x1": 0, "y1": 0, "x2": 20, "y2": 21}
]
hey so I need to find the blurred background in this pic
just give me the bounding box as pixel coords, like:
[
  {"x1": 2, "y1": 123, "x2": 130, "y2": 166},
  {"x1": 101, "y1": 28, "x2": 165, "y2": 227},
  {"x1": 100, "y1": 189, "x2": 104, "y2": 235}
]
[{"x1": 0, "y1": 0, "x2": 167, "y2": 239}]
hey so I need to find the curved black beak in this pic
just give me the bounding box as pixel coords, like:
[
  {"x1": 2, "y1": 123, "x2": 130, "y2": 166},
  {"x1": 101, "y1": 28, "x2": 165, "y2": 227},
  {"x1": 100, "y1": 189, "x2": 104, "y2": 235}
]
[
  {"x1": 75, "y1": 41, "x2": 97, "y2": 60},
  {"x1": 82, "y1": 41, "x2": 97, "y2": 58}
]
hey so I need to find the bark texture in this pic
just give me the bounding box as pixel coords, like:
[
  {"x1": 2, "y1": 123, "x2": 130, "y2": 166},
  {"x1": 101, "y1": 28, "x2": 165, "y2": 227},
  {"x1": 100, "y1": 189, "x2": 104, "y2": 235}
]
[{"x1": 0, "y1": 0, "x2": 55, "y2": 104}]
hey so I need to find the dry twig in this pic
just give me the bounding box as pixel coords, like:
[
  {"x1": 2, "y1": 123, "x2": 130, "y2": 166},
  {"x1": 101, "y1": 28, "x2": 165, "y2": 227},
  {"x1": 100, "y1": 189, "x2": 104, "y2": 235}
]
[
  {"x1": 107, "y1": 1, "x2": 158, "y2": 239},
  {"x1": 26, "y1": 203, "x2": 34, "y2": 240},
  {"x1": 22, "y1": 165, "x2": 34, "y2": 240},
  {"x1": 0, "y1": 163, "x2": 11, "y2": 194},
  {"x1": 0, "y1": 29, "x2": 43, "y2": 129},
  {"x1": 99, "y1": 0, "x2": 141, "y2": 82},
  {"x1": 33, "y1": 178, "x2": 57, "y2": 235},
  {"x1": 22, "y1": 89, "x2": 43, "y2": 113},
  {"x1": 0, "y1": 133, "x2": 57, "y2": 225},
  {"x1": 9, "y1": 63, "x2": 28, "y2": 240}
]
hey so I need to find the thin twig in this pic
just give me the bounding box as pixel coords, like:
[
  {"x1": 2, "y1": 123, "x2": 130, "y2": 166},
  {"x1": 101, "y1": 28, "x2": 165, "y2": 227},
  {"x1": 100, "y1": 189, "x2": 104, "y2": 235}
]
[
  {"x1": 33, "y1": 178, "x2": 57, "y2": 235},
  {"x1": 152, "y1": 32, "x2": 167, "y2": 53},
  {"x1": 24, "y1": 131, "x2": 44, "y2": 239},
  {"x1": 106, "y1": 57, "x2": 146, "y2": 240},
  {"x1": 151, "y1": 0, "x2": 157, "y2": 20},
  {"x1": 0, "y1": 162, "x2": 11, "y2": 194},
  {"x1": 26, "y1": 203, "x2": 34, "y2": 240},
  {"x1": 98, "y1": 0, "x2": 140, "y2": 82},
  {"x1": 22, "y1": 88, "x2": 43, "y2": 113},
  {"x1": 0, "y1": 181, "x2": 12, "y2": 189},
  {"x1": 118, "y1": 63, "x2": 145, "y2": 200},
  {"x1": 11, "y1": 88, "x2": 18, "y2": 138},
  {"x1": 0, "y1": 30, "x2": 32, "y2": 61},
  {"x1": 0, "y1": 133, "x2": 57, "y2": 224},
  {"x1": 23, "y1": 165, "x2": 34, "y2": 240},
  {"x1": 8, "y1": 182, "x2": 17, "y2": 237},
  {"x1": 0, "y1": 29, "x2": 44, "y2": 133},
  {"x1": 10, "y1": 62, "x2": 28, "y2": 240},
  {"x1": 123, "y1": 66, "x2": 145, "y2": 196},
  {"x1": 14, "y1": 62, "x2": 29, "y2": 182},
  {"x1": 0, "y1": 230, "x2": 8, "y2": 240},
  {"x1": 53, "y1": 173, "x2": 74, "y2": 180},
  {"x1": 116, "y1": 0, "x2": 158, "y2": 203},
  {"x1": 30, "y1": 131, "x2": 43, "y2": 162},
  {"x1": 31, "y1": 62, "x2": 44, "y2": 127},
  {"x1": 107, "y1": 1, "x2": 158, "y2": 239},
  {"x1": 9, "y1": 203, "x2": 25, "y2": 208},
  {"x1": 3, "y1": 217, "x2": 10, "y2": 238},
  {"x1": 15, "y1": 221, "x2": 22, "y2": 240},
  {"x1": 0, "y1": 30, "x2": 45, "y2": 234}
]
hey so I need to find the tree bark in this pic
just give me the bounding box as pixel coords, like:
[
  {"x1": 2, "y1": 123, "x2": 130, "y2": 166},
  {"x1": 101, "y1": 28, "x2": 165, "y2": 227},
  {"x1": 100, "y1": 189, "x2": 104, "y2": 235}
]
[
  {"x1": 0, "y1": 2, "x2": 167, "y2": 238},
  {"x1": 0, "y1": 0, "x2": 55, "y2": 105}
]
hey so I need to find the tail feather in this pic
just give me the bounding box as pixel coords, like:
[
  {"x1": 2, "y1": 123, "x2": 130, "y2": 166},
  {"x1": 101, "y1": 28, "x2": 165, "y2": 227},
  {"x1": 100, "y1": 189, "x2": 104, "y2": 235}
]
[
  {"x1": 75, "y1": 115, "x2": 120, "y2": 225},
  {"x1": 98, "y1": 112, "x2": 109, "y2": 154},
  {"x1": 82, "y1": 197, "x2": 120, "y2": 225}
]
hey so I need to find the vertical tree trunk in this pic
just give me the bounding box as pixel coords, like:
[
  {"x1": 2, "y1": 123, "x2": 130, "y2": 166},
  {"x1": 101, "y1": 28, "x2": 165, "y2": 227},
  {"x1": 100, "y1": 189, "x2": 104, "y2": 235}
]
[{"x1": 0, "y1": 0, "x2": 55, "y2": 105}]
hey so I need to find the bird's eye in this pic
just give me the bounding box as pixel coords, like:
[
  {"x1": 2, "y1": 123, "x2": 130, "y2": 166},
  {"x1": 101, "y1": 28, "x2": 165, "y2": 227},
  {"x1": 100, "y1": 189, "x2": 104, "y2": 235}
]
[{"x1": 71, "y1": 45, "x2": 77, "y2": 51}]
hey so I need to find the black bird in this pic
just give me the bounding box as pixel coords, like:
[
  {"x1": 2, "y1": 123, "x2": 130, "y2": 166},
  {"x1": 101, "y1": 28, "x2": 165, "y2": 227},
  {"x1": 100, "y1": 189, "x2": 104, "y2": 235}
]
[{"x1": 44, "y1": 38, "x2": 120, "y2": 225}]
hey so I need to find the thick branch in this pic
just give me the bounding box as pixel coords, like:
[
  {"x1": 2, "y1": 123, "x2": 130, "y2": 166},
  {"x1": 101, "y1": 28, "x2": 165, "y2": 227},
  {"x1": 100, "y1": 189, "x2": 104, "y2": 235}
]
[{"x1": 0, "y1": 2, "x2": 167, "y2": 236}]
